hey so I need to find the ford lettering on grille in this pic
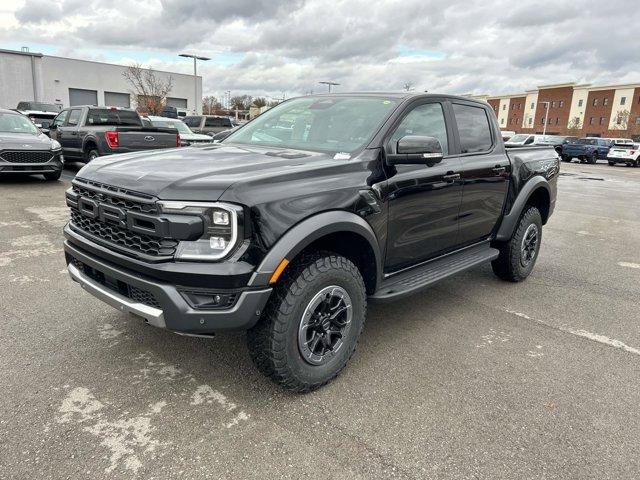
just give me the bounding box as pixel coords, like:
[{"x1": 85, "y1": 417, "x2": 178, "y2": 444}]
[{"x1": 77, "y1": 196, "x2": 165, "y2": 237}]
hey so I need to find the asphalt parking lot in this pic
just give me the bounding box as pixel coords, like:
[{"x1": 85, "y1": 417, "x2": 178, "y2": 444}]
[{"x1": 1, "y1": 160, "x2": 639, "y2": 479}]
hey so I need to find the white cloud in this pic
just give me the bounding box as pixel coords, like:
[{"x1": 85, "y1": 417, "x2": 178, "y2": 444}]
[{"x1": 1, "y1": 0, "x2": 638, "y2": 99}]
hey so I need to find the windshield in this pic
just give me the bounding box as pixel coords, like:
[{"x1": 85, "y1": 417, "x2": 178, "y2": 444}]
[
  {"x1": 0, "y1": 112, "x2": 40, "y2": 135},
  {"x1": 507, "y1": 134, "x2": 529, "y2": 143},
  {"x1": 224, "y1": 96, "x2": 400, "y2": 154},
  {"x1": 150, "y1": 118, "x2": 192, "y2": 134}
]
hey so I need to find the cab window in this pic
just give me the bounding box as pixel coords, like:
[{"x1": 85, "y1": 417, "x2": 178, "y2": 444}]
[
  {"x1": 52, "y1": 110, "x2": 69, "y2": 127},
  {"x1": 67, "y1": 109, "x2": 82, "y2": 126},
  {"x1": 389, "y1": 103, "x2": 449, "y2": 155}
]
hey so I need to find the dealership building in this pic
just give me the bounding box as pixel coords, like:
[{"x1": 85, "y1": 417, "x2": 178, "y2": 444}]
[
  {"x1": 0, "y1": 47, "x2": 202, "y2": 113},
  {"x1": 472, "y1": 82, "x2": 640, "y2": 140}
]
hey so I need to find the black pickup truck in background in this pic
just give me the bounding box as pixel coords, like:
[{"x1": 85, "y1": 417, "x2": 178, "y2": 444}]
[
  {"x1": 63, "y1": 93, "x2": 559, "y2": 392},
  {"x1": 49, "y1": 106, "x2": 180, "y2": 162}
]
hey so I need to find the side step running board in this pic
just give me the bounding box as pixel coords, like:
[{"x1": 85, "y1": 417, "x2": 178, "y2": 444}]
[{"x1": 370, "y1": 243, "x2": 499, "y2": 302}]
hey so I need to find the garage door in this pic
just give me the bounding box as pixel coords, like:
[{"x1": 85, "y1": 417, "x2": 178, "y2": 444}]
[
  {"x1": 166, "y1": 97, "x2": 188, "y2": 108},
  {"x1": 104, "y1": 91, "x2": 130, "y2": 108},
  {"x1": 69, "y1": 88, "x2": 98, "y2": 106}
]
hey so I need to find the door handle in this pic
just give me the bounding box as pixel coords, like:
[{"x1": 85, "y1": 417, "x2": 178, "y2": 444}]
[
  {"x1": 492, "y1": 165, "x2": 506, "y2": 174},
  {"x1": 443, "y1": 172, "x2": 461, "y2": 182}
]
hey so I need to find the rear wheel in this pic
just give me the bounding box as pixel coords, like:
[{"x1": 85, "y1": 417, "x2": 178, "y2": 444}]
[
  {"x1": 247, "y1": 252, "x2": 366, "y2": 392},
  {"x1": 86, "y1": 149, "x2": 99, "y2": 162},
  {"x1": 608, "y1": 161, "x2": 615, "y2": 166},
  {"x1": 562, "y1": 155, "x2": 572, "y2": 163},
  {"x1": 492, "y1": 206, "x2": 542, "y2": 282}
]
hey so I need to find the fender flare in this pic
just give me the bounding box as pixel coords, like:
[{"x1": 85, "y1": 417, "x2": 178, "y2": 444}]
[
  {"x1": 247, "y1": 210, "x2": 382, "y2": 288},
  {"x1": 495, "y1": 177, "x2": 550, "y2": 241},
  {"x1": 82, "y1": 135, "x2": 99, "y2": 153}
]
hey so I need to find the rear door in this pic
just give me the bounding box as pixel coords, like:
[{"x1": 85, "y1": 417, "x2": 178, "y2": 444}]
[
  {"x1": 452, "y1": 101, "x2": 511, "y2": 247},
  {"x1": 384, "y1": 99, "x2": 463, "y2": 271}
]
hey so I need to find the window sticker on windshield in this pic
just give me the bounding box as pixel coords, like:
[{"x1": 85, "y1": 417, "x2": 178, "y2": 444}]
[{"x1": 334, "y1": 152, "x2": 351, "y2": 160}]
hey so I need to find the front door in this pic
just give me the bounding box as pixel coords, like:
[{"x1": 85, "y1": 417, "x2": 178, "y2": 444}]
[
  {"x1": 384, "y1": 101, "x2": 463, "y2": 272},
  {"x1": 57, "y1": 108, "x2": 82, "y2": 158},
  {"x1": 452, "y1": 102, "x2": 510, "y2": 246}
]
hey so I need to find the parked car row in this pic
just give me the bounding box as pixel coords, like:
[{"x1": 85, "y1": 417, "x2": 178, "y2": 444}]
[{"x1": 560, "y1": 137, "x2": 635, "y2": 166}]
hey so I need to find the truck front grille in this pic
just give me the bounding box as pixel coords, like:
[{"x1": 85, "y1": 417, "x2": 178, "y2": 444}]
[
  {"x1": 0, "y1": 151, "x2": 53, "y2": 164},
  {"x1": 72, "y1": 180, "x2": 158, "y2": 215},
  {"x1": 70, "y1": 210, "x2": 178, "y2": 258}
]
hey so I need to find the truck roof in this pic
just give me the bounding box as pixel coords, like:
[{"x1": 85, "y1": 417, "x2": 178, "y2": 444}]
[{"x1": 308, "y1": 92, "x2": 482, "y2": 103}]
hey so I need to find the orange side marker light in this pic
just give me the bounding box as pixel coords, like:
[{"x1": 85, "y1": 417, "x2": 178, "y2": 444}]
[{"x1": 269, "y1": 258, "x2": 289, "y2": 285}]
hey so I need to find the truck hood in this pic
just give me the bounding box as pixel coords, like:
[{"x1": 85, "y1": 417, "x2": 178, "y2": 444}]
[
  {"x1": 76, "y1": 144, "x2": 336, "y2": 201},
  {"x1": 0, "y1": 132, "x2": 54, "y2": 151}
]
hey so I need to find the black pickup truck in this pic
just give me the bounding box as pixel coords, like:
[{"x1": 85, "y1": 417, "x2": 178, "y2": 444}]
[
  {"x1": 49, "y1": 106, "x2": 179, "y2": 162},
  {"x1": 63, "y1": 93, "x2": 559, "y2": 392}
]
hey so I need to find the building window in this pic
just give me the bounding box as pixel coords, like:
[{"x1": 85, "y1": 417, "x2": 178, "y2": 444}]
[
  {"x1": 530, "y1": 102, "x2": 534, "y2": 109},
  {"x1": 593, "y1": 98, "x2": 598, "y2": 106},
  {"x1": 578, "y1": 99, "x2": 583, "y2": 107},
  {"x1": 603, "y1": 98, "x2": 609, "y2": 106},
  {"x1": 541, "y1": 117, "x2": 545, "y2": 125},
  {"x1": 551, "y1": 101, "x2": 555, "y2": 108},
  {"x1": 589, "y1": 117, "x2": 595, "y2": 125},
  {"x1": 528, "y1": 117, "x2": 532, "y2": 125},
  {"x1": 501, "y1": 118, "x2": 504, "y2": 125},
  {"x1": 620, "y1": 96, "x2": 626, "y2": 105},
  {"x1": 502, "y1": 104, "x2": 506, "y2": 110},
  {"x1": 556, "y1": 118, "x2": 559, "y2": 125},
  {"x1": 600, "y1": 117, "x2": 606, "y2": 125},
  {"x1": 559, "y1": 100, "x2": 564, "y2": 107},
  {"x1": 635, "y1": 116, "x2": 640, "y2": 125}
]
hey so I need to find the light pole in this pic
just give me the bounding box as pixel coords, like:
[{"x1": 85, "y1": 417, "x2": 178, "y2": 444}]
[
  {"x1": 319, "y1": 81, "x2": 340, "y2": 93},
  {"x1": 541, "y1": 101, "x2": 550, "y2": 138},
  {"x1": 179, "y1": 53, "x2": 210, "y2": 115}
]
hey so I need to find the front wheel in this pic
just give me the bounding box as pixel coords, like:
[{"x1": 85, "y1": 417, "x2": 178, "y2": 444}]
[
  {"x1": 588, "y1": 153, "x2": 598, "y2": 164},
  {"x1": 247, "y1": 253, "x2": 366, "y2": 392},
  {"x1": 492, "y1": 206, "x2": 543, "y2": 282}
]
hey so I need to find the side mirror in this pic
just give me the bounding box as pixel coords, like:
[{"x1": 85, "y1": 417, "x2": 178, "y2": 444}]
[
  {"x1": 49, "y1": 124, "x2": 57, "y2": 130},
  {"x1": 387, "y1": 135, "x2": 443, "y2": 165}
]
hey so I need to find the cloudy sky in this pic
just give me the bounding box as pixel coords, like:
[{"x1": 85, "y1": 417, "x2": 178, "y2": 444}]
[{"x1": 1, "y1": 0, "x2": 639, "y2": 101}]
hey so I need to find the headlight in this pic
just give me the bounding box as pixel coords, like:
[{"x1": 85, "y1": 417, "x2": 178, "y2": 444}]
[
  {"x1": 158, "y1": 201, "x2": 241, "y2": 261},
  {"x1": 51, "y1": 140, "x2": 62, "y2": 151}
]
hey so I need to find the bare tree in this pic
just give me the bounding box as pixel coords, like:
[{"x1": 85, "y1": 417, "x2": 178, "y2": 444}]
[
  {"x1": 123, "y1": 63, "x2": 173, "y2": 115},
  {"x1": 230, "y1": 95, "x2": 253, "y2": 110},
  {"x1": 567, "y1": 116, "x2": 582, "y2": 130},
  {"x1": 612, "y1": 109, "x2": 630, "y2": 131},
  {"x1": 202, "y1": 96, "x2": 222, "y2": 114},
  {"x1": 252, "y1": 97, "x2": 267, "y2": 108}
]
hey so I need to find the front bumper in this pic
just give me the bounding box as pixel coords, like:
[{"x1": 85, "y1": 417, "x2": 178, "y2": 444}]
[
  {"x1": 64, "y1": 235, "x2": 272, "y2": 334},
  {"x1": 0, "y1": 153, "x2": 63, "y2": 174}
]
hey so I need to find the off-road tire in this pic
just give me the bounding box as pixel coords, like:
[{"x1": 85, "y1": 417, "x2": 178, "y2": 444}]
[
  {"x1": 492, "y1": 206, "x2": 543, "y2": 282},
  {"x1": 43, "y1": 170, "x2": 62, "y2": 181},
  {"x1": 247, "y1": 252, "x2": 366, "y2": 393}
]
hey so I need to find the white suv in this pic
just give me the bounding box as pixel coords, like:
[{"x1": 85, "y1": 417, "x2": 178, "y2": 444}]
[{"x1": 607, "y1": 143, "x2": 640, "y2": 167}]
